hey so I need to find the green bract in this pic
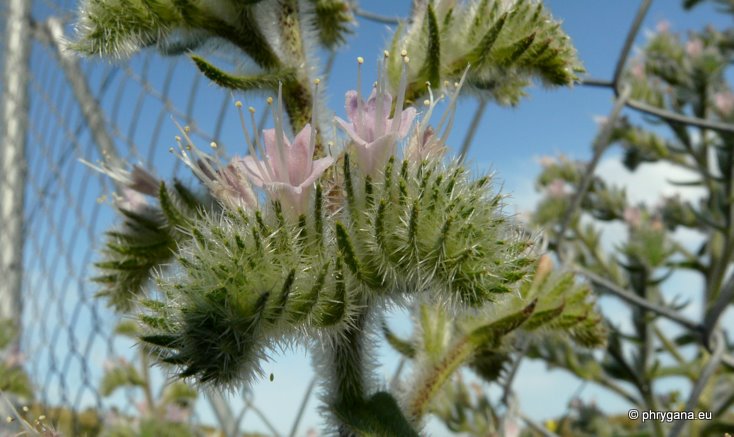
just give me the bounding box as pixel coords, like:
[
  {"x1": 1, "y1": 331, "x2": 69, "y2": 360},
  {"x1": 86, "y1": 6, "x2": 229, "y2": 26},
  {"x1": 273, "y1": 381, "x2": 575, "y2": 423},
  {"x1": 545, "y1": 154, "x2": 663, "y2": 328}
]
[
  {"x1": 386, "y1": 0, "x2": 584, "y2": 105},
  {"x1": 139, "y1": 155, "x2": 534, "y2": 386}
]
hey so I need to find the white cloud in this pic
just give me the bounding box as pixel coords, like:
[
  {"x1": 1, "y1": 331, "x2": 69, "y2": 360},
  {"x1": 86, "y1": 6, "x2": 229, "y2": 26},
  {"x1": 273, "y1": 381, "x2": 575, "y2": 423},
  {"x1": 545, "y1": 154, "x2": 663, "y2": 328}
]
[{"x1": 595, "y1": 157, "x2": 705, "y2": 206}]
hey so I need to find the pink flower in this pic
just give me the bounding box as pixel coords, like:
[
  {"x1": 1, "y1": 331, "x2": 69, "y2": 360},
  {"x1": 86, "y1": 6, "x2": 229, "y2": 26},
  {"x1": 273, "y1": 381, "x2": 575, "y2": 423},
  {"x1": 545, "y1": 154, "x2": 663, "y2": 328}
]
[
  {"x1": 714, "y1": 91, "x2": 734, "y2": 116},
  {"x1": 631, "y1": 63, "x2": 645, "y2": 79},
  {"x1": 405, "y1": 126, "x2": 443, "y2": 162},
  {"x1": 242, "y1": 124, "x2": 334, "y2": 216},
  {"x1": 207, "y1": 159, "x2": 259, "y2": 211},
  {"x1": 656, "y1": 20, "x2": 671, "y2": 34},
  {"x1": 336, "y1": 54, "x2": 417, "y2": 176},
  {"x1": 81, "y1": 160, "x2": 160, "y2": 196},
  {"x1": 114, "y1": 187, "x2": 149, "y2": 212},
  {"x1": 536, "y1": 156, "x2": 556, "y2": 168},
  {"x1": 686, "y1": 38, "x2": 704, "y2": 58},
  {"x1": 624, "y1": 206, "x2": 642, "y2": 228},
  {"x1": 337, "y1": 90, "x2": 416, "y2": 175},
  {"x1": 172, "y1": 125, "x2": 258, "y2": 211},
  {"x1": 546, "y1": 179, "x2": 567, "y2": 198},
  {"x1": 4, "y1": 350, "x2": 24, "y2": 367},
  {"x1": 164, "y1": 404, "x2": 190, "y2": 423},
  {"x1": 404, "y1": 70, "x2": 468, "y2": 163}
]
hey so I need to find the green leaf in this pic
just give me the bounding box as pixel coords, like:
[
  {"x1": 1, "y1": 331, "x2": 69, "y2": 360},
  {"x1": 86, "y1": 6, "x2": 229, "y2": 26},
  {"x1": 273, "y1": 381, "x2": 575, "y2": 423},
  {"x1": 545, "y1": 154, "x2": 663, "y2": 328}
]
[
  {"x1": 493, "y1": 32, "x2": 537, "y2": 67},
  {"x1": 468, "y1": 300, "x2": 537, "y2": 347},
  {"x1": 421, "y1": 5, "x2": 441, "y2": 87},
  {"x1": 382, "y1": 323, "x2": 416, "y2": 358},
  {"x1": 307, "y1": 0, "x2": 354, "y2": 49},
  {"x1": 100, "y1": 362, "x2": 146, "y2": 396},
  {"x1": 191, "y1": 56, "x2": 296, "y2": 91},
  {"x1": 161, "y1": 381, "x2": 198, "y2": 406},
  {"x1": 334, "y1": 391, "x2": 419, "y2": 437},
  {"x1": 0, "y1": 363, "x2": 34, "y2": 398},
  {"x1": 159, "y1": 182, "x2": 190, "y2": 228},
  {"x1": 523, "y1": 301, "x2": 565, "y2": 330},
  {"x1": 0, "y1": 319, "x2": 17, "y2": 350},
  {"x1": 114, "y1": 320, "x2": 141, "y2": 339},
  {"x1": 466, "y1": 12, "x2": 509, "y2": 68}
]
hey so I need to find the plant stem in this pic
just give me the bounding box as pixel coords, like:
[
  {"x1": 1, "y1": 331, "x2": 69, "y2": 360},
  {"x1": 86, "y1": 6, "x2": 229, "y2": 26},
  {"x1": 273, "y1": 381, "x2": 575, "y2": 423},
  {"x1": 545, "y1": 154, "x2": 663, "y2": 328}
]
[
  {"x1": 556, "y1": 86, "x2": 631, "y2": 257},
  {"x1": 288, "y1": 377, "x2": 317, "y2": 437},
  {"x1": 458, "y1": 97, "x2": 488, "y2": 163},
  {"x1": 140, "y1": 351, "x2": 156, "y2": 414},
  {"x1": 330, "y1": 307, "x2": 370, "y2": 435},
  {"x1": 406, "y1": 337, "x2": 473, "y2": 422}
]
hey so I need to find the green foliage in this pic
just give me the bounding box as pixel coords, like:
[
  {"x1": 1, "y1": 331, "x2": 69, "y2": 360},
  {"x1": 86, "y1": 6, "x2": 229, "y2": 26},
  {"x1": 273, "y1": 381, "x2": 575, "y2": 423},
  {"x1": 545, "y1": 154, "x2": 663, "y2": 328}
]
[
  {"x1": 72, "y1": 0, "x2": 279, "y2": 67},
  {"x1": 94, "y1": 182, "x2": 208, "y2": 312},
  {"x1": 387, "y1": 0, "x2": 584, "y2": 105},
  {"x1": 139, "y1": 156, "x2": 533, "y2": 386},
  {"x1": 306, "y1": 0, "x2": 354, "y2": 49},
  {"x1": 0, "y1": 364, "x2": 34, "y2": 399},
  {"x1": 100, "y1": 361, "x2": 146, "y2": 396},
  {"x1": 0, "y1": 318, "x2": 17, "y2": 349},
  {"x1": 0, "y1": 319, "x2": 33, "y2": 399},
  {"x1": 334, "y1": 392, "x2": 419, "y2": 437}
]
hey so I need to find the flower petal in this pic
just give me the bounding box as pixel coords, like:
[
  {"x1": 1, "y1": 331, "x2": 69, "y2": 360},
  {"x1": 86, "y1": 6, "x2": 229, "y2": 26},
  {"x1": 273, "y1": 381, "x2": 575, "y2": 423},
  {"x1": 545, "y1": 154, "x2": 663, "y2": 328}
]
[
  {"x1": 262, "y1": 128, "x2": 291, "y2": 181},
  {"x1": 289, "y1": 124, "x2": 313, "y2": 185},
  {"x1": 355, "y1": 133, "x2": 397, "y2": 177},
  {"x1": 397, "y1": 107, "x2": 417, "y2": 138},
  {"x1": 240, "y1": 156, "x2": 268, "y2": 187},
  {"x1": 335, "y1": 117, "x2": 368, "y2": 147},
  {"x1": 366, "y1": 88, "x2": 392, "y2": 118},
  {"x1": 345, "y1": 90, "x2": 362, "y2": 123},
  {"x1": 299, "y1": 156, "x2": 334, "y2": 189}
]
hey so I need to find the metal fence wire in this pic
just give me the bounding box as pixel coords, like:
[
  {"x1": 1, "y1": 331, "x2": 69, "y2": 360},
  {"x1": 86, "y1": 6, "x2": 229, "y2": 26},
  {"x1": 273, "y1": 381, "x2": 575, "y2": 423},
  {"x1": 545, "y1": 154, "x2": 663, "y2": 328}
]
[{"x1": 0, "y1": 1, "x2": 291, "y2": 435}]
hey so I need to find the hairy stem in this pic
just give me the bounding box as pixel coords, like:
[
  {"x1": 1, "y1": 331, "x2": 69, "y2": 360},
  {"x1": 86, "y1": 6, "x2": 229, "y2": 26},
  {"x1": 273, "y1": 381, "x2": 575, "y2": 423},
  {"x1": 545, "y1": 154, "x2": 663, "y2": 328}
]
[{"x1": 331, "y1": 307, "x2": 370, "y2": 435}]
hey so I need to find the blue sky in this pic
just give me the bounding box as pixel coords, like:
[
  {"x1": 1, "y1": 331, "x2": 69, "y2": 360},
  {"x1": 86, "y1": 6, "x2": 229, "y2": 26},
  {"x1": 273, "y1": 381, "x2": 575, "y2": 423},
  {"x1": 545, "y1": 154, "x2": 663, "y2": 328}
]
[{"x1": 17, "y1": 1, "x2": 733, "y2": 436}]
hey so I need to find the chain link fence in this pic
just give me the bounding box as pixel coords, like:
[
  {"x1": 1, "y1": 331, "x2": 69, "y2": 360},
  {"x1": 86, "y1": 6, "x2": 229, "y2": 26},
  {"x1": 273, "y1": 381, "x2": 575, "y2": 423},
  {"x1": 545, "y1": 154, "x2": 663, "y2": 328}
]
[{"x1": 0, "y1": 1, "x2": 301, "y2": 434}]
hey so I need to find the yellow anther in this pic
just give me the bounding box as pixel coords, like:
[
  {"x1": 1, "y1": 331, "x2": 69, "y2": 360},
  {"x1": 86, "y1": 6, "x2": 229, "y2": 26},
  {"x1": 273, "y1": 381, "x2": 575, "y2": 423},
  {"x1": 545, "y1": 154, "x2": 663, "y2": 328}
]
[
  {"x1": 403, "y1": 56, "x2": 410, "y2": 64},
  {"x1": 425, "y1": 81, "x2": 431, "y2": 88},
  {"x1": 5, "y1": 416, "x2": 13, "y2": 423},
  {"x1": 357, "y1": 56, "x2": 364, "y2": 64},
  {"x1": 383, "y1": 50, "x2": 390, "y2": 58},
  {"x1": 443, "y1": 80, "x2": 450, "y2": 87},
  {"x1": 184, "y1": 126, "x2": 190, "y2": 133},
  {"x1": 423, "y1": 99, "x2": 430, "y2": 106},
  {"x1": 210, "y1": 141, "x2": 217, "y2": 149},
  {"x1": 175, "y1": 136, "x2": 181, "y2": 142},
  {"x1": 400, "y1": 49, "x2": 408, "y2": 57},
  {"x1": 266, "y1": 97, "x2": 273, "y2": 105},
  {"x1": 168, "y1": 147, "x2": 174, "y2": 153},
  {"x1": 96, "y1": 195, "x2": 107, "y2": 204},
  {"x1": 314, "y1": 78, "x2": 321, "y2": 85},
  {"x1": 235, "y1": 101, "x2": 243, "y2": 108},
  {"x1": 185, "y1": 145, "x2": 192, "y2": 151},
  {"x1": 248, "y1": 106, "x2": 256, "y2": 113},
  {"x1": 22, "y1": 406, "x2": 28, "y2": 412},
  {"x1": 38, "y1": 415, "x2": 46, "y2": 421},
  {"x1": 454, "y1": 82, "x2": 460, "y2": 88}
]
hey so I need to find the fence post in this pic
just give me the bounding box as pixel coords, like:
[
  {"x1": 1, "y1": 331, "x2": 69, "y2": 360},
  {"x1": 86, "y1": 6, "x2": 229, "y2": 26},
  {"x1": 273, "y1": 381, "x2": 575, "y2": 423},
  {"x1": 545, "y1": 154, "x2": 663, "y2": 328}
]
[{"x1": 0, "y1": 0, "x2": 32, "y2": 349}]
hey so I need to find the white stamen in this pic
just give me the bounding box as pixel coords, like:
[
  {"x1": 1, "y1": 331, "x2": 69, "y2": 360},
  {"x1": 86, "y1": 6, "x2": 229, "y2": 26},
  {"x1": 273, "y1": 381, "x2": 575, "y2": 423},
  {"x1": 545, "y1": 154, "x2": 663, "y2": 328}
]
[
  {"x1": 375, "y1": 58, "x2": 387, "y2": 138},
  {"x1": 248, "y1": 106, "x2": 276, "y2": 182},
  {"x1": 438, "y1": 66, "x2": 470, "y2": 144},
  {"x1": 357, "y1": 57, "x2": 365, "y2": 138},
  {"x1": 238, "y1": 102, "x2": 271, "y2": 181},
  {"x1": 273, "y1": 83, "x2": 289, "y2": 180},
  {"x1": 309, "y1": 79, "x2": 320, "y2": 160},
  {"x1": 390, "y1": 52, "x2": 410, "y2": 134}
]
